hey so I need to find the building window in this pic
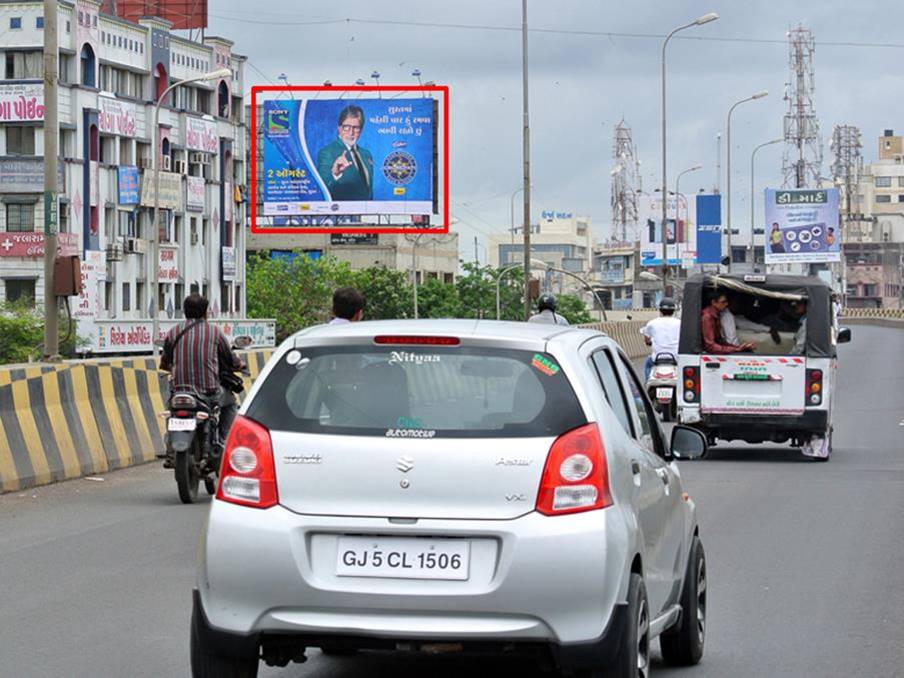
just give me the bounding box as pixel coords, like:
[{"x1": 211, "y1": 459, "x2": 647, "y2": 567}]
[
  {"x1": 875, "y1": 176, "x2": 892, "y2": 187},
  {"x1": 6, "y1": 51, "x2": 43, "y2": 79},
  {"x1": 36, "y1": 16, "x2": 44, "y2": 29},
  {"x1": 6, "y1": 126, "x2": 36, "y2": 155},
  {"x1": 65, "y1": 20, "x2": 70, "y2": 33},
  {"x1": 4, "y1": 279, "x2": 36, "y2": 306},
  {"x1": 876, "y1": 195, "x2": 892, "y2": 203},
  {"x1": 10, "y1": 17, "x2": 22, "y2": 29},
  {"x1": 5, "y1": 203, "x2": 36, "y2": 232},
  {"x1": 80, "y1": 43, "x2": 96, "y2": 87},
  {"x1": 731, "y1": 247, "x2": 747, "y2": 264},
  {"x1": 122, "y1": 282, "x2": 131, "y2": 312}
]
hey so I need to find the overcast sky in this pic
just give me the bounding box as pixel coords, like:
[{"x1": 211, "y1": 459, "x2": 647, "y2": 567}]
[{"x1": 205, "y1": 0, "x2": 904, "y2": 259}]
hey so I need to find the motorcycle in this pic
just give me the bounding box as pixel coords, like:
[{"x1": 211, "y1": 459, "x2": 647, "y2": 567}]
[
  {"x1": 157, "y1": 335, "x2": 253, "y2": 504},
  {"x1": 645, "y1": 352, "x2": 678, "y2": 422}
]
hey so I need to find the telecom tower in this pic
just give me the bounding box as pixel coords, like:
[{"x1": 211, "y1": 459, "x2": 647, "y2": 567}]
[
  {"x1": 830, "y1": 125, "x2": 863, "y2": 242},
  {"x1": 782, "y1": 27, "x2": 823, "y2": 189},
  {"x1": 611, "y1": 119, "x2": 639, "y2": 242}
]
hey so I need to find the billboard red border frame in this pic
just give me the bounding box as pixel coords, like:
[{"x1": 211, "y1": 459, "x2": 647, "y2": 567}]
[{"x1": 250, "y1": 85, "x2": 450, "y2": 235}]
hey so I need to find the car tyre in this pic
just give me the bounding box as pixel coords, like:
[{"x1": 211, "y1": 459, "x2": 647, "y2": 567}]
[
  {"x1": 583, "y1": 573, "x2": 648, "y2": 678},
  {"x1": 190, "y1": 607, "x2": 259, "y2": 678},
  {"x1": 660, "y1": 536, "x2": 706, "y2": 666}
]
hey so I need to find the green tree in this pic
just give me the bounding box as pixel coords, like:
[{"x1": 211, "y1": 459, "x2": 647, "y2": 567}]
[
  {"x1": 554, "y1": 294, "x2": 594, "y2": 325},
  {"x1": 455, "y1": 262, "x2": 524, "y2": 320},
  {"x1": 416, "y1": 277, "x2": 461, "y2": 318},
  {"x1": 246, "y1": 252, "x2": 353, "y2": 340},
  {"x1": 351, "y1": 266, "x2": 412, "y2": 320},
  {"x1": 0, "y1": 301, "x2": 86, "y2": 365}
]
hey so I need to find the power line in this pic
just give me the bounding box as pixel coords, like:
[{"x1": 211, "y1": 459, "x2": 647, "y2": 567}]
[{"x1": 206, "y1": 14, "x2": 904, "y2": 50}]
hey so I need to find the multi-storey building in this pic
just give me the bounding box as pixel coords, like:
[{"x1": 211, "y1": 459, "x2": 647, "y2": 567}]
[
  {"x1": 489, "y1": 210, "x2": 594, "y2": 299},
  {"x1": 0, "y1": 0, "x2": 251, "y2": 352}
]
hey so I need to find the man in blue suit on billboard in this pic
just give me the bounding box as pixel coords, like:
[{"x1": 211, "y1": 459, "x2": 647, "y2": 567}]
[{"x1": 316, "y1": 105, "x2": 374, "y2": 201}]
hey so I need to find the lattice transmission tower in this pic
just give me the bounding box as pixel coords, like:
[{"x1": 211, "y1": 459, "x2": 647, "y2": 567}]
[
  {"x1": 610, "y1": 119, "x2": 639, "y2": 242},
  {"x1": 830, "y1": 125, "x2": 863, "y2": 242},
  {"x1": 782, "y1": 27, "x2": 823, "y2": 188}
]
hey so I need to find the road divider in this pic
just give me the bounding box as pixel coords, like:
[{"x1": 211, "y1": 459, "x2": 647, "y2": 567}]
[{"x1": 0, "y1": 350, "x2": 273, "y2": 494}]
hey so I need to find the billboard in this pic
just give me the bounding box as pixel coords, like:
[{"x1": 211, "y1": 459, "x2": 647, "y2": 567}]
[
  {"x1": 638, "y1": 193, "x2": 698, "y2": 266},
  {"x1": 262, "y1": 97, "x2": 434, "y2": 217},
  {"x1": 764, "y1": 188, "x2": 840, "y2": 264},
  {"x1": 0, "y1": 83, "x2": 44, "y2": 122},
  {"x1": 117, "y1": 166, "x2": 140, "y2": 205},
  {"x1": 695, "y1": 194, "x2": 722, "y2": 264}
]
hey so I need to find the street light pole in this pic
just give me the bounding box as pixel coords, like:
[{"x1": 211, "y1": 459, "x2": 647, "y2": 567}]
[
  {"x1": 675, "y1": 164, "x2": 701, "y2": 267},
  {"x1": 151, "y1": 68, "x2": 231, "y2": 358},
  {"x1": 510, "y1": 186, "x2": 524, "y2": 246},
  {"x1": 749, "y1": 137, "x2": 782, "y2": 269},
  {"x1": 725, "y1": 89, "x2": 768, "y2": 272},
  {"x1": 661, "y1": 12, "x2": 718, "y2": 295},
  {"x1": 42, "y1": 0, "x2": 59, "y2": 360}
]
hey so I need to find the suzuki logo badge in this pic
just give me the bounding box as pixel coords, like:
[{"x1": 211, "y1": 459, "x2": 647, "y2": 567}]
[{"x1": 396, "y1": 456, "x2": 415, "y2": 473}]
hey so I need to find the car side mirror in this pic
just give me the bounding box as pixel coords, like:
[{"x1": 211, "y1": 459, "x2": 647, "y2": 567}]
[
  {"x1": 153, "y1": 338, "x2": 165, "y2": 348},
  {"x1": 670, "y1": 426, "x2": 707, "y2": 460},
  {"x1": 837, "y1": 327, "x2": 851, "y2": 344},
  {"x1": 232, "y1": 335, "x2": 254, "y2": 349}
]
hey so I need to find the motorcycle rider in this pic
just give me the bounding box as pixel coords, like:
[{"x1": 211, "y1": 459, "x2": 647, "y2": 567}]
[
  {"x1": 159, "y1": 293, "x2": 244, "y2": 468},
  {"x1": 640, "y1": 297, "x2": 681, "y2": 380},
  {"x1": 528, "y1": 293, "x2": 570, "y2": 325}
]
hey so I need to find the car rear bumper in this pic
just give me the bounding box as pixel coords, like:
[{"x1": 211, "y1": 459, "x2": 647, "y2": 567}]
[
  {"x1": 191, "y1": 587, "x2": 631, "y2": 671},
  {"x1": 197, "y1": 500, "x2": 632, "y2": 665},
  {"x1": 695, "y1": 409, "x2": 828, "y2": 442}
]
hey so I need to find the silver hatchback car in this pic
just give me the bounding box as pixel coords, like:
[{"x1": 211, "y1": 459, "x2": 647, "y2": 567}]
[{"x1": 191, "y1": 320, "x2": 709, "y2": 678}]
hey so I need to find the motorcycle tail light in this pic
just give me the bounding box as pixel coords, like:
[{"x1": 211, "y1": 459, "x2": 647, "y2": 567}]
[
  {"x1": 216, "y1": 416, "x2": 278, "y2": 509},
  {"x1": 171, "y1": 394, "x2": 197, "y2": 409}
]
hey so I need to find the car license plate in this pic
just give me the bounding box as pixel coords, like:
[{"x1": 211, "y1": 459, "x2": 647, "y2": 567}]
[
  {"x1": 336, "y1": 536, "x2": 470, "y2": 581},
  {"x1": 168, "y1": 418, "x2": 197, "y2": 432},
  {"x1": 656, "y1": 387, "x2": 673, "y2": 400}
]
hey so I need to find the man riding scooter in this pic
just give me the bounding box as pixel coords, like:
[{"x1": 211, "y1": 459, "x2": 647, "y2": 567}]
[{"x1": 641, "y1": 298, "x2": 681, "y2": 420}]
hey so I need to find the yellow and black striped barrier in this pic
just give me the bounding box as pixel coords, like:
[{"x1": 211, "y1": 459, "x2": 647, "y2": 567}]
[{"x1": 0, "y1": 349, "x2": 273, "y2": 494}]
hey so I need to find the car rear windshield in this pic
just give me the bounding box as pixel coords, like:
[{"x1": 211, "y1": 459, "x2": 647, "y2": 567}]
[{"x1": 245, "y1": 345, "x2": 587, "y2": 438}]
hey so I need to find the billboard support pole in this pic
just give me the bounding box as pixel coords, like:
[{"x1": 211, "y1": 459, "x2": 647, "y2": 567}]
[
  {"x1": 42, "y1": 0, "x2": 59, "y2": 360},
  {"x1": 521, "y1": 0, "x2": 532, "y2": 321},
  {"x1": 750, "y1": 138, "x2": 782, "y2": 270}
]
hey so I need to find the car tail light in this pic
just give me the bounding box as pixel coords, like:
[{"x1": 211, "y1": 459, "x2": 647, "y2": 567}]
[
  {"x1": 374, "y1": 335, "x2": 460, "y2": 345},
  {"x1": 216, "y1": 415, "x2": 278, "y2": 509},
  {"x1": 536, "y1": 424, "x2": 612, "y2": 516},
  {"x1": 805, "y1": 368, "x2": 823, "y2": 406},
  {"x1": 683, "y1": 366, "x2": 701, "y2": 403}
]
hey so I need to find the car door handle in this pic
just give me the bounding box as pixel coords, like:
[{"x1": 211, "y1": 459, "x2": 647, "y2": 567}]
[
  {"x1": 631, "y1": 461, "x2": 641, "y2": 476},
  {"x1": 655, "y1": 468, "x2": 670, "y2": 485}
]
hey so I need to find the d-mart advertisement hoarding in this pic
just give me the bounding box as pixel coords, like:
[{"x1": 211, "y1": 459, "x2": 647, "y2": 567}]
[{"x1": 764, "y1": 188, "x2": 840, "y2": 264}]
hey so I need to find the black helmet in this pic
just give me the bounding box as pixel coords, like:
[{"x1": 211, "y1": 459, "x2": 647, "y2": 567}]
[
  {"x1": 537, "y1": 293, "x2": 557, "y2": 312},
  {"x1": 659, "y1": 297, "x2": 677, "y2": 312}
]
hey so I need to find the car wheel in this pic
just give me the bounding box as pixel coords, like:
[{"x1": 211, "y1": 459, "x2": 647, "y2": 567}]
[
  {"x1": 607, "y1": 573, "x2": 650, "y2": 678},
  {"x1": 190, "y1": 607, "x2": 259, "y2": 678},
  {"x1": 660, "y1": 536, "x2": 706, "y2": 666}
]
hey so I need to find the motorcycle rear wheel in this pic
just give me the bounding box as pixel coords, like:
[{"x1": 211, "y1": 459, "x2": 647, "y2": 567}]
[{"x1": 176, "y1": 440, "x2": 201, "y2": 504}]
